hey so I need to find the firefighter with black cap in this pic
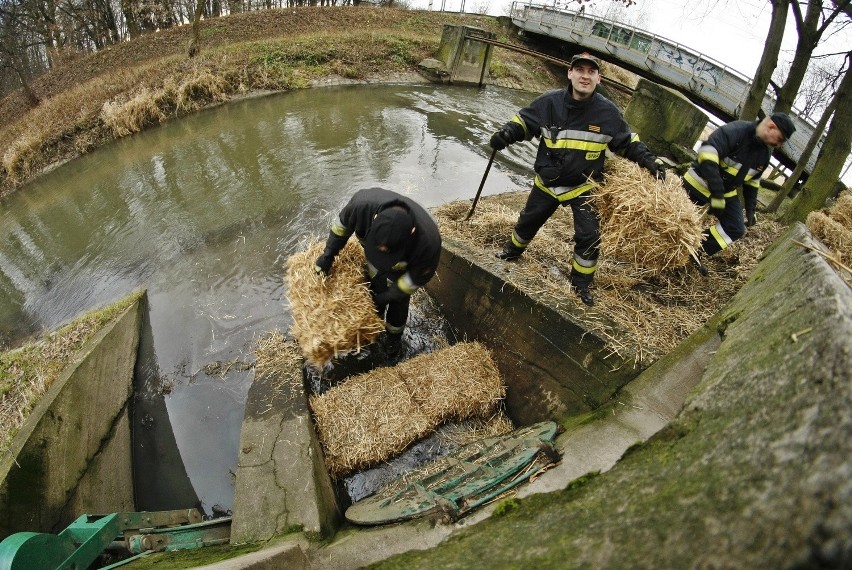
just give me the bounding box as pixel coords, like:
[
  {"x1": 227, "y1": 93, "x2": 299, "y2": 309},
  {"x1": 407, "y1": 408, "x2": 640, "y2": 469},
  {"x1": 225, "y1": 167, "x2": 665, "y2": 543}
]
[
  {"x1": 682, "y1": 112, "x2": 795, "y2": 275},
  {"x1": 314, "y1": 187, "x2": 441, "y2": 356},
  {"x1": 488, "y1": 52, "x2": 664, "y2": 306}
]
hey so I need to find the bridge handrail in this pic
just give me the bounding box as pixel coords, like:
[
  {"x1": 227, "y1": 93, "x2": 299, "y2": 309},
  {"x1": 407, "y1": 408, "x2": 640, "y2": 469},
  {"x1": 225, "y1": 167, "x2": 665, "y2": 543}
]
[{"x1": 509, "y1": 1, "x2": 814, "y2": 124}]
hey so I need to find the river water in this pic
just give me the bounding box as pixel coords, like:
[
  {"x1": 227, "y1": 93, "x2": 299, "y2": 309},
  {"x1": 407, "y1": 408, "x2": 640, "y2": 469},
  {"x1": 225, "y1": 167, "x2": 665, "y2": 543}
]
[{"x1": 0, "y1": 83, "x2": 540, "y2": 515}]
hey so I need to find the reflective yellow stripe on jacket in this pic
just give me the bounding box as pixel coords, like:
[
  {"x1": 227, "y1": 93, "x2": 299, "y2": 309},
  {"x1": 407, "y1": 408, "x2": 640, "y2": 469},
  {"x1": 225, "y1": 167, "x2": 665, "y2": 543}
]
[{"x1": 683, "y1": 169, "x2": 738, "y2": 199}]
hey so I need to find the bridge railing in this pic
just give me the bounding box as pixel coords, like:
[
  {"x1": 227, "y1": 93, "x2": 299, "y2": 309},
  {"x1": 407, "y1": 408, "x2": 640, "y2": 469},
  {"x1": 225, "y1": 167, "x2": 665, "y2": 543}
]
[{"x1": 509, "y1": 1, "x2": 821, "y2": 173}]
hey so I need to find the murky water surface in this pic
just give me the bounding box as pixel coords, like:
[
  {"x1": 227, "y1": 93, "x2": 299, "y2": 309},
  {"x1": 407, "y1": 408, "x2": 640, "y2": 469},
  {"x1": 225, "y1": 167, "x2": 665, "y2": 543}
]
[{"x1": 0, "y1": 83, "x2": 539, "y2": 514}]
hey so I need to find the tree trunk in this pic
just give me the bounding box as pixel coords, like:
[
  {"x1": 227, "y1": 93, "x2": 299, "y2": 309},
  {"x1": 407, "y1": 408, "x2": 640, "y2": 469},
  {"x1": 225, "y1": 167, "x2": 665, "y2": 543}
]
[
  {"x1": 187, "y1": 0, "x2": 205, "y2": 58},
  {"x1": 782, "y1": 60, "x2": 852, "y2": 222},
  {"x1": 740, "y1": 0, "x2": 790, "y2": 119},
  {"x1": 775, "y1": 0, "x2": 822, "y2": 114}
]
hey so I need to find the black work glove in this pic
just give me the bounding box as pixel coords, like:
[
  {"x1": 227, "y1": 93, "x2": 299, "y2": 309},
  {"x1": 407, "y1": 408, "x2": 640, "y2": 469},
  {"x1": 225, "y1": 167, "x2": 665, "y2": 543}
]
[
  {"x1": 489, "y1": 129, "x2": 512, "y2": 151},
  {"x1": 314, "y1": 254, "x2": 333, "y2": 276},
  {"x1": 745, "y1": 209, "x2": 756, "y2": 227},
  {"x1": 642, "y1": 159, "x2": 665, "y2": 181},
  {"x1": 709, "y1": 196, "x2": 726, "y2": 218},
  {"x1": 373, "y1": 287, "x2": 408, "y2": 307}
]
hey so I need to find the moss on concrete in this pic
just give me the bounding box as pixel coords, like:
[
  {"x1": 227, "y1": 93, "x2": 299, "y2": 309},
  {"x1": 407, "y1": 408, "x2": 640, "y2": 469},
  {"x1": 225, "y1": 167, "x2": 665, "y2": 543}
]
[
  {"x1": 366, "y1": 224, "x2": 852, "y2": 569},
  {"x1": 122, "y1": 542, "x2": 264, "y2": 569}
]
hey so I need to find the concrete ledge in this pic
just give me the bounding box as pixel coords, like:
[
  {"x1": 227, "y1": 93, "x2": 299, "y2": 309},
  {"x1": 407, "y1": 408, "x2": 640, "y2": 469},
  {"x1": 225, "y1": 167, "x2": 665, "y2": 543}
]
[
  {"x1": 425, "y1": 237, "x2": 642, "y2": 424},
  {"x1": 196, "y1": 539, "x2": 310, "y2": 570},
  {"x1": 230, "y1": 353, "x2": 341, "y2": 545},
  {"x1": 0, "y1": 295, "x2": 144, "y2": 538}
]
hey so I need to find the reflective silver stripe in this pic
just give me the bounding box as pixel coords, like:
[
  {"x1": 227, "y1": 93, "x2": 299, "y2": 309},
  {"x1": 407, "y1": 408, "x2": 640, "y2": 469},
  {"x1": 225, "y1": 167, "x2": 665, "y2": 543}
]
[
  {"x1": 572, "y1": 253, "x2": 597, "y2": 275},
  {"x1": 720, "y1": 158, "x2": 760, "y2": 181},
  {"x1": 331, "y1": 217, "x2": 349, "y2": 237},
  {"x1": 511, "y1": 230, "x2": 529, "y2": 248},
  {"x1": 685, "y1": 169, "x2": 737, "y2": 199},
  {"x1": 534, "y1": 175, "x2": 596, "y2": 202},
  {"x1": 385, "y1": 321, "x2": 405, "y2": 334},
  {"x1": 697, "y1": 145, "x2": 719, "y2": 164},
  {"x1": 366, "y1": 261, "x2": 378, "y2": 278},
  {"x1": 397, "y1": 273, "x2": 418, "y2": 295},
  {"x1": 539, "y1": 128, "x2": 613, "y2": 144},
  {"x1": 709, "y1": 223, "x2": 733, "y2": 250}
]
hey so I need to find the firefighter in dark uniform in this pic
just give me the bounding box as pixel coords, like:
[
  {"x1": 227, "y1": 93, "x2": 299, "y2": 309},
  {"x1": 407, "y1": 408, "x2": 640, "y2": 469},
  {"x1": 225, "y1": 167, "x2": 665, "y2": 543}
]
[
  {"x1": 314, "y1": 187, "x2": 442, "y2": 356},
  {"x1": 683, "y1": 112, "x2": 795, "y2": 274},
  {"x1": 489, "y1": 52, "x2": 664, "y2": 306}
]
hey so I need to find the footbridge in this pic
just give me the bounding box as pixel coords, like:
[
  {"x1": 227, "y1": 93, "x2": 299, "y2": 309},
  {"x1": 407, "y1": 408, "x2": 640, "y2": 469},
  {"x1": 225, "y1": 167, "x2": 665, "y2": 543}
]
[{"x1": 507, "y1": 1, "x2": 821, "y2": 173}]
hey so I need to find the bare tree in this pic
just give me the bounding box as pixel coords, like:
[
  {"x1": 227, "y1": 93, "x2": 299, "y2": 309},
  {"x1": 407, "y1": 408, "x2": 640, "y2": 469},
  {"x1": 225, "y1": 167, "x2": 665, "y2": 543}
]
[
  {"x1": 773, "y1": 0, "x2": 851, "y2": 115},
  {"x1": 739, "y1": 0, "x2": 789, "y2": 120},
  {"x1": 782, "y1": 52, "x2": 852, "y2": 222}
]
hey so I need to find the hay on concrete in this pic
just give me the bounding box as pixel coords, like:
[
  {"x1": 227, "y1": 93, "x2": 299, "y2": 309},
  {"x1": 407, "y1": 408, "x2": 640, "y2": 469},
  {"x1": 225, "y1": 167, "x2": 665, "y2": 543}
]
[
  {"x1": 309, "y1": 341, "x2": 505, "y2": 478},
  {"x1": 435, "y1": 189, "x2": 784, "y2": 366},
  {"x1": 286, "y1": 240, "x2": 385, "y2": 369},
  {"x1": 592, "y1": 156, "x2": 704, "y2": 272}
]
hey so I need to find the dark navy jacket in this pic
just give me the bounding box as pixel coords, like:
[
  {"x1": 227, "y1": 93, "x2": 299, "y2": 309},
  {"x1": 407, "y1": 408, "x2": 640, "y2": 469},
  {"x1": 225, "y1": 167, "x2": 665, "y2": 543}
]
[{"x1": 321, "y1": 187, "x2": 441, "y2": 295}]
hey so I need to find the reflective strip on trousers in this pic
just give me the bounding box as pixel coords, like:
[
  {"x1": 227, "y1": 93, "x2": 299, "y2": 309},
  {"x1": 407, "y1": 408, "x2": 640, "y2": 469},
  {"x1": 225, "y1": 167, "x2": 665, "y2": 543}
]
[
  {"x1": 534, "y1": 175, "x2": 596, "y2": 202},
  {"x1": 572, "y1": 253, "x2": 597, "y2": 275},
  {"x1": 709, "y1": 222, "x2": 733, "y2": 251},
  {"x1": 510, "y1": 230, "x2": 530, "y2": 249}
]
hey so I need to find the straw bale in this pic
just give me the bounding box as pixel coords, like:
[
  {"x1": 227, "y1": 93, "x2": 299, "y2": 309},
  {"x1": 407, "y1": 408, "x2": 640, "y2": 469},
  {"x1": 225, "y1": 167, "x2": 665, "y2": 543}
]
[
  {"x1": 285, "y1": 240, "x2": 385, "y2": 369},
  {"x1": 591, "y1": 156, "x2": 704, "y2": 272},
  {"x1": 828, "y1": 191, "x2": 852, "y2": 228},
  {"x1": 309, "y1": 341, "x2": 505, "y2": 478},
  {"x1": 807, "y1": 210, "x2": 852, "y2": 264},
  {"x1": 405, "y1": 341, "x2": 505, "y2": 423}
]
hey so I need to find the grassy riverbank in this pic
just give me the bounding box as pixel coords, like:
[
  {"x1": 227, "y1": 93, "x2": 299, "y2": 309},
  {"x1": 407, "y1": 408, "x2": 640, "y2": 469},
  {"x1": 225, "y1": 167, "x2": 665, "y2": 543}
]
[{"x1": 0, "y1": 6, "x2": 563, "y2": 198}]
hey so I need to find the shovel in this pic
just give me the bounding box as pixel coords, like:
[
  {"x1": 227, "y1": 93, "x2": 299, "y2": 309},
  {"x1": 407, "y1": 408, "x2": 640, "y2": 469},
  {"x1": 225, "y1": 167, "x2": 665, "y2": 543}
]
[{"x1": 464, "y1": 148, "x2": 497, "y2": 221}]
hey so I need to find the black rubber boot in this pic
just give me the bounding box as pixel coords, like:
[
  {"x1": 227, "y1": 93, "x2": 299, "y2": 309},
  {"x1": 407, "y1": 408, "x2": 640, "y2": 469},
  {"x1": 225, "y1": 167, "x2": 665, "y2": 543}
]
[
  {"x1": 385, "y1": 332, "x2": 403, "y2": 357},
  {"x1": 691, "y1": 254, "x2": 709, "y2": 277},
  {"x1": 496, "y1": 242, "x2": 524, "y2": 261},
  {"x1": 575, "y1": 286, "x2": 594, "y2": 306}
]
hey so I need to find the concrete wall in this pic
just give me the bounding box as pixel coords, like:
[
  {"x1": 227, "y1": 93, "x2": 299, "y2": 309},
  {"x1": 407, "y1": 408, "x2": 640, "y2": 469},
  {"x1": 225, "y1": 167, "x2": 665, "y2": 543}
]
[
  {"x1": 434, "y1": 25, "x2": 494, "y2": 86},
  {"x1": 230, "y1": 347, "x2": 341, "y2": 545},
  {"x1": 425, "y1": 237, "x2": 642, "y2": 425},
  {"x1": 0, "y1": 296, "x2": 144, "y2": 539},
  {"x1": 625, "y1": 77, "x2": 708, "y2": 160}
]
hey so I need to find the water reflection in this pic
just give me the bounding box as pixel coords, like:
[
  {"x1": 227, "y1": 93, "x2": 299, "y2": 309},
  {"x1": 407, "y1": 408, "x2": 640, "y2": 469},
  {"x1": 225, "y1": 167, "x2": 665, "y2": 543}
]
[{"x1": 0, "y1": 83, "x2": 540, "y2": 514}]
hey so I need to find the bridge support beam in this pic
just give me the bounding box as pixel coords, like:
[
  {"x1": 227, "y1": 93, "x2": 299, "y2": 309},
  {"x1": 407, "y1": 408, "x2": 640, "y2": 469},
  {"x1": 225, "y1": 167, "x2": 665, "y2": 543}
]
[
  {"x1": 424, "y1": 25, "x2": 495, "y2": 86},
  {"x1": 625, "y1": 77, "x2": 708, "y2": 163}
]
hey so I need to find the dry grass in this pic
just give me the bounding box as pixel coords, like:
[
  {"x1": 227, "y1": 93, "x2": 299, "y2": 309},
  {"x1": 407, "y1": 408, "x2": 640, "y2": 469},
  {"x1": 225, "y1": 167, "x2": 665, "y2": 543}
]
[
  {"x1": 0, "y1": 8, "x2": 562, "y2": 197},
  {"x1": 436, "y1": 189, "x2": 785, "y2": 366},
  {"x1": 309, "y1": 341, "x2": 505, "y2": 478},
  {"x1": 807, "y1": 190, "x2": 852, "y2": 263},
  {"x1": 806, "y1": 189, "x2": 852, "y2": 287},
  {"x1": 0, "y1": 291, "x2": 144, "y2": 456},
  {"x1": 286, "y1": 240, "x2": 385, "y2": 369},
  {"x1": 101, "y1": 68, "x2": 229, "y2": 137}
]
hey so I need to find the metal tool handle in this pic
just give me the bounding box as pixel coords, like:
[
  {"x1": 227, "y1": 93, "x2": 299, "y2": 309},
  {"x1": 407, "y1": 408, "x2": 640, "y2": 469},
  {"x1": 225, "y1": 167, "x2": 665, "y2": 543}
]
[{"x1": 464, "y1": 148, "x2": 497, "y2": 221}]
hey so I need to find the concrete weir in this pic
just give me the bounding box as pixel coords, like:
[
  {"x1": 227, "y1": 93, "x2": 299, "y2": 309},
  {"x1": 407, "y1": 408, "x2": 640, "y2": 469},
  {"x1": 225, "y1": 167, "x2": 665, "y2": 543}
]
[
  {"x1": 227, "y1": 222, "x2": 851, "y2": 569},
  {"x1": 0, "y1": 296, "x2": 143, "y2": 539}
]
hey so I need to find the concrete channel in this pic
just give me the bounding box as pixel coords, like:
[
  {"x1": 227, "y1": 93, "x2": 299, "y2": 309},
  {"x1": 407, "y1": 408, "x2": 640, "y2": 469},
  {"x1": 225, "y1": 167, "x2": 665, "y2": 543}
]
[{"x1": 1, "y1": 222, "x2": 850, "y2": 568}]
